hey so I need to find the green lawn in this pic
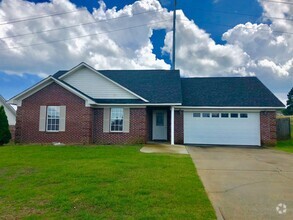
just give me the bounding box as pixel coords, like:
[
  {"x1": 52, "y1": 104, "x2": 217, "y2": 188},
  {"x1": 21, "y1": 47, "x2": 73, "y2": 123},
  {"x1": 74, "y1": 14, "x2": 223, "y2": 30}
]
[
  {"x1": 0, "y1": 145, "x2": 215, "y2": 219},
  {"x1": 276, "y1": 116, "x2": 293, "y2": 153}
]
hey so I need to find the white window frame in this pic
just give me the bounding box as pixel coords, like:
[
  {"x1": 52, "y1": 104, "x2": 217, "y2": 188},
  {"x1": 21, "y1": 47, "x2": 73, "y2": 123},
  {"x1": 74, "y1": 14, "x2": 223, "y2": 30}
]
[
  {"x1": 202, "y1": 113, "x2": 210, "y2": 118},
  {"x1": 193, "y1": 113, "x2": 201, "y2": 118},
  {"x1": 110, "y1": 108, "x2": 124, "y2": 132},
  {"x1": 46, "y1": 106, "x2": 60, "y2": 132},
  {"x1": 230, "y1": 113, "x2": 239, "y2": 118},
  {"x1": 221, "y1": 113, "x2": 229, "y2": 118},
  {"x1": 212, "y1": 113, "x2": 220, "y2": 118}
]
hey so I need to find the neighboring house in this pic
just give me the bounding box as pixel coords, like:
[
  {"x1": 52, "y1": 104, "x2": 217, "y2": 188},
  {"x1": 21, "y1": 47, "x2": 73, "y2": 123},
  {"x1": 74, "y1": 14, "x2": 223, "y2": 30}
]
[
  {"x1": 0, "y1": 95, "x2": 16, "y2": 126},
  {"x1": 0, "y1": 95, "x2": 16, "y2": 140},
  {"x1": 8, "y1": 63, "x2": 284, "y2": 146}
]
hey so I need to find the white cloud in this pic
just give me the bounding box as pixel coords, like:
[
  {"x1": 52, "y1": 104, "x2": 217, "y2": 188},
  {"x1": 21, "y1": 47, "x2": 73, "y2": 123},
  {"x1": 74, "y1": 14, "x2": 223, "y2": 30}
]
[
  {"x1": 221, "y1": 0, "x2": 293, "y2": 103},
  {"x1": 0, "y1": 0, "x2": 171, "y2": 76},
  {"x1": 162, "y1": 11, "x2": 249, "y2": 77},
  {"x1": 0, "y1": 0, "x2": 291, "y2": 104}
]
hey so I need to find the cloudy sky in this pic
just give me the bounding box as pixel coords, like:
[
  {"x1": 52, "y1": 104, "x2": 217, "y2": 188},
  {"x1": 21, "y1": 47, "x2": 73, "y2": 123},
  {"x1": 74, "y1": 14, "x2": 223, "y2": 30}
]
[{"x1": 0, "y1": 0, "x2": 292, "y2": 104}]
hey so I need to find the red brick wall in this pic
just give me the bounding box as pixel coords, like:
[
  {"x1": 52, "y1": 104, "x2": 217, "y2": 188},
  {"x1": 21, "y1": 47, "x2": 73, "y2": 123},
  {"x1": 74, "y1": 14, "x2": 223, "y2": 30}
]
[
  {"x1": 174, "y1": 110, "x2": 183, "y2": 144},
  {"x1": 93, "y1": 108, "x2": 147, "y2": 144},
  {"x1": 15, "y1": 83, "x2": 93, "y2": 144},
  {"x1": 260, "y1": 111, "x2": 277, "y2": 146}
]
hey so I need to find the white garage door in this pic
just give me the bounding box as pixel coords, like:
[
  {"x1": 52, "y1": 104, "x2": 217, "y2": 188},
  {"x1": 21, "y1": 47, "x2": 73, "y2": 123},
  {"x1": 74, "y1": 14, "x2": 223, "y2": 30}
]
[{"x1": 184, "y1": 112, "x2": 260, "y2": 146}]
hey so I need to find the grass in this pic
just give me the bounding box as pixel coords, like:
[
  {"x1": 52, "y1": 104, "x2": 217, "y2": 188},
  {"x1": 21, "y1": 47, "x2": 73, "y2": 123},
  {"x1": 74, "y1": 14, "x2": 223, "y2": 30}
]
[
  {"x1": 0, "y1": 145, "x2": 215, "y2": 219},
  {"x1": 276, "y1": 116, "x2": 293, "y2": 153}
]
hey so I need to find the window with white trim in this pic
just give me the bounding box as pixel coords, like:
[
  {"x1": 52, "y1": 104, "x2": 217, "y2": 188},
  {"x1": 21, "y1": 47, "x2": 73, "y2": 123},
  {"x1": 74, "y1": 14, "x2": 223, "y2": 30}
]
[
  {"x1": 231, "y1": 113, "x2": 238, "y2": 118},
  {"x1": 202, "y1": 113, "x2": 210, "y2": 118},
  {"x1": 212, "y1": 113, "x2": 220, "y2": 118},
  {"x1": 47, "y1": 106, "x2": 60, "y2": 131},
  {"x1": 193, "y1": 113, "x2": 201, "y2": 117},
  {"x1": 221, "y1": 113, "x2": 229, "y2": 118},
  {"x1": 240, "y1": 113, "x2": 248, "y2": 118},
  {"x1": 110, "y1": 108, "x2": 124, "y2": 132}
]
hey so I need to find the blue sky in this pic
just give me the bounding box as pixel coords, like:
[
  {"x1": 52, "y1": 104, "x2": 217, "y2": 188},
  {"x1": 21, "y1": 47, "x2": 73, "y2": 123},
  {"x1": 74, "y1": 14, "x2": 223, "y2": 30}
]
[{"x1": 0, "y1": 0, "x2": 292, "y2": 103}]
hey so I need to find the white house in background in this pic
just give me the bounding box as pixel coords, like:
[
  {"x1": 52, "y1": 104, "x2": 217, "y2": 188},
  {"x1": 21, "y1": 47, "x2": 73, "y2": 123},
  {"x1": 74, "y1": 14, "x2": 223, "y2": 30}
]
[{"x1": 0, "y1": 95, "x2": 16, "y2": 126}]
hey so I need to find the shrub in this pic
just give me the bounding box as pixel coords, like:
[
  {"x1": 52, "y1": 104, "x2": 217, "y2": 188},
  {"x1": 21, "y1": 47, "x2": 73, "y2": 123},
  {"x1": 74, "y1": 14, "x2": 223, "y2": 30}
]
[{"x1": 0, "y1": 105, "x2": 11, "y2": 145}]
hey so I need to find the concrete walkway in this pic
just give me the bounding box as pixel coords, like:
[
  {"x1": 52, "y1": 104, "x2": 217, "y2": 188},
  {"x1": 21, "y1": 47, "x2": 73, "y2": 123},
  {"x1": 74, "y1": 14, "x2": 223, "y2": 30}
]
[
  {"x1": 187, "y1": 146, "x2": 293, "y2": 220},
  {"x1": 140, "y1": 144, "x2": 188, "y2": 154}
]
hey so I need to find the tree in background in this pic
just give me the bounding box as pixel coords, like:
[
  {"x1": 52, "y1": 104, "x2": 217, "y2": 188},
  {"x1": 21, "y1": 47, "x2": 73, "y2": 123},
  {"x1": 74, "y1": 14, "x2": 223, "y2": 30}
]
[
  {"x1": 0, "y1": 105, "x2": 11, "y2": 145},
  {"x1": 283, "y1": 87, "x2": 293, "y2": 115}
]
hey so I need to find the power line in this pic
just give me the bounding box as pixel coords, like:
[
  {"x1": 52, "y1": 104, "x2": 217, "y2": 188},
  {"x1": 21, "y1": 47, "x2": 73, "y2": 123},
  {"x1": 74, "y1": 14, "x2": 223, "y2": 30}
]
[
  {"x1": 260, "y1": 0, "x2": 293, "y2": 5},
  {"x1": 180, "y1": 19, "x2": 293, "y2": 35},
  {"x1": 0, "y1": 9, "x2": 164, "y2": 40},
  {"x1": 1, "y1": 17, "x2": 293, "y2": 51},
  {"x1": 0, "y1": 9, "x2": 87, "y2": 26},
  {"x1": 1, "y1": 17, "x2": 292, "y2": 51},
  {"x1": 192, "y1": 7, "x2": 293, "y2": 22},
  {"x1": 0, "y1": 19, "x2": 173, "y2": 51}
]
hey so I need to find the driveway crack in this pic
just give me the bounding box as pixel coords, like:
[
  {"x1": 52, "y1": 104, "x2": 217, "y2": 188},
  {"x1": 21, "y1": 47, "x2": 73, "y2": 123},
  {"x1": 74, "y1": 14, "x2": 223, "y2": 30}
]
[{"x1": 209, "y1": 180, "x2": 269, "y2": 194}]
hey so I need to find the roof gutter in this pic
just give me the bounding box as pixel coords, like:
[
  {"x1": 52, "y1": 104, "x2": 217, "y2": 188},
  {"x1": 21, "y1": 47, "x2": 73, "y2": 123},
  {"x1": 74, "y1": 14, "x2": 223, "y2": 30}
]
[
  {"x1": 175, "y1": 106, "x2": 285, "y2": 110},
  {"x1": 91, "y1": 103, "x2": 182, "y2": 107}
]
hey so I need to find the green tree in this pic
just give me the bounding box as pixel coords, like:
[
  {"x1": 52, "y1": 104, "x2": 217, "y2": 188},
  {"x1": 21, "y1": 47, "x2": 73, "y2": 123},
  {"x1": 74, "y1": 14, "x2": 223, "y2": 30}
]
[
  {"x1": 0, "y1": 105, "x2": 11, "y2": 145},
  {"x1": 283, "y1": 87, "x2": 293, "y2": 115}
]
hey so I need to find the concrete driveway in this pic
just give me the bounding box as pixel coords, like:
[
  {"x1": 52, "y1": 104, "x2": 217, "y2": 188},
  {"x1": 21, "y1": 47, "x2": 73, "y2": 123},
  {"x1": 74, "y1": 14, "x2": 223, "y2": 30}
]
[{"x1": 187, "y1": 146, "x2": 293, "y2": 220}]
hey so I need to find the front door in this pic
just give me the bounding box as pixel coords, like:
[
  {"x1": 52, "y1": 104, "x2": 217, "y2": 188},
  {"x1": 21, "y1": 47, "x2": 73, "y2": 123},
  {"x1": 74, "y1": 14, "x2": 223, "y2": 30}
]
[{"x1": 152, "y1": 110, "x2": 167, "y2": 140}]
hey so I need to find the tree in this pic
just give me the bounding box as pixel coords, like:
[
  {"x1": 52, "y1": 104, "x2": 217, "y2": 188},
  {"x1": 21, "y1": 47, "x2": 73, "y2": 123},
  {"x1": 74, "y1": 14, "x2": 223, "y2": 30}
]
[
  {"x1": 0, "y1": 105, "x2": 11, "y2": 145},
  {"x1": 283, "y1": 87, "x2": 293, "y2": 115}
]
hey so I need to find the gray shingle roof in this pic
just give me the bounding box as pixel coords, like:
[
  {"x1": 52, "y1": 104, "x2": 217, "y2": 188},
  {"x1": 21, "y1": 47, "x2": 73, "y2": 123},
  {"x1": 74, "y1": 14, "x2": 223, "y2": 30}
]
[
  {"x1": 181, "y1": 77, "x2": 284, "y2": 107},
  {"x1": 99, "y1": 70, "x2": 182, "y2": 104},
  {"x1": 52, "y1": 68, "x2": 284, "y2": 108},
  {"x1": 53, "y1": 69, "x2": 182, "y2": 104}
]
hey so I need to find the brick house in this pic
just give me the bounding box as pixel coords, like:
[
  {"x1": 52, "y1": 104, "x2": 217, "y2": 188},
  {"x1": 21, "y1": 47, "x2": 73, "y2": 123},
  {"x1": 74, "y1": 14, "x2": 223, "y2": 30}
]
[{"x1": 9, "y1": 63, "x2": 284, "y2": 146}]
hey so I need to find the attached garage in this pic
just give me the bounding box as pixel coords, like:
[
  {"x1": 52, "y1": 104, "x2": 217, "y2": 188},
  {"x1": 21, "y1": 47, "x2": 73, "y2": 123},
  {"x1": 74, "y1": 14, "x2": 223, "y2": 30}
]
[{"x1": 184, "y1": 111, "x2": 261, "y2": 146}]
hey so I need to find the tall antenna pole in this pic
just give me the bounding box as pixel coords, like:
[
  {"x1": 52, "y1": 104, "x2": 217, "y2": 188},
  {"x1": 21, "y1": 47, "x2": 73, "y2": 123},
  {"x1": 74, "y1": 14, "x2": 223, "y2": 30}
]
[{"x1": 172, "y1": 0, "x2": 176, "y2": 70}]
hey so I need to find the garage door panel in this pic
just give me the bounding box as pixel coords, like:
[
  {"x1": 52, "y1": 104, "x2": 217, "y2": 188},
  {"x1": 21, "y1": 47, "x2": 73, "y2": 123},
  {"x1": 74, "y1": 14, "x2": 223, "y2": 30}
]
[{"x1": 184, "y1": 112, "x2": 260, "y2": 146}]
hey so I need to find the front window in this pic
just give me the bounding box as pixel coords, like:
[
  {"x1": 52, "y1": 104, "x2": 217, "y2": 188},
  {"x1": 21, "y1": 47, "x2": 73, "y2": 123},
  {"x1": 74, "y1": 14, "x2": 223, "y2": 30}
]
[
  {"x1": 47, "y1": 106, "x2": 60, "y2": 131},
  {"x1": 111, "y1": 108, "x2": 124, "y2": 132}
]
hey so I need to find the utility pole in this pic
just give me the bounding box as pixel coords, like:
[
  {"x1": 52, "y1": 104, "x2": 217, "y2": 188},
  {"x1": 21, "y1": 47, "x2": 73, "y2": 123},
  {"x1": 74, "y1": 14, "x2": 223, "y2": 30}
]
[{"x1": 172, "y1": 0, "x2": 176, "y2": 70}]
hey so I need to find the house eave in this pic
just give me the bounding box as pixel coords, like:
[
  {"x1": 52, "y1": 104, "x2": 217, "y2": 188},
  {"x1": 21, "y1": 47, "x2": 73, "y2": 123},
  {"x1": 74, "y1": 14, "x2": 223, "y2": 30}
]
[
  {"x1": 8, "y1": 77, "x2": 95, "y2": 107},
  {"x1": 175, "y1": 106, "x2": 285, "y2": 110},
  {"x1": 91, "y1": 103, "x2": 182, "y2": 107},
  {"x1": 0, "y1": 95, "x2": 16, "y2": 116}
]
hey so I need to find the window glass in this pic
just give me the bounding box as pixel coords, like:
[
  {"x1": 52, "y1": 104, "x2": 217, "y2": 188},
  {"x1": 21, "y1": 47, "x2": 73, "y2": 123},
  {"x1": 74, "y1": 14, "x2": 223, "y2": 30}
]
[
  {"x1": 111, "y1": 108, "x2": 124, "y2": 132},
  {"x1": 47, "y1": 106, "x2": 60, "y2": 131},
  {"x1": 156, "y1": 112, "x2": 164, "y2": 126},
  {"x1": 221, "y1": 113, "x2": 229, "y2": 118},
  {"x1": 240, "y1": 113, "x2": 248, "y2": 118},
  {"x1": 202, "y1": 113, "x2": 210, "y2": 118},
  {"x1": 193, "y1": 113, "x2": 201, "y2": 117},
  {"x1": 212, "y1": 113, "x2": 219, "y2": 118},
  {"x1": 231, "y1": 113, "x2": 238, "y2": 118}
]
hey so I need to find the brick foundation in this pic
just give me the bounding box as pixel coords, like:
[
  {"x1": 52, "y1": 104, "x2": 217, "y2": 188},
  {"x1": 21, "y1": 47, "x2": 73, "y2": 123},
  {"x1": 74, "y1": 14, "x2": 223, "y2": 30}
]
[
  {"x1": 15, "y1": 83, "x2": 93, "y2": 144},
  {"x1": 260, "y1": 111, "x2": 277, "y2": 146},
  {"x1": 174, "y1": 110, "x2": 183, "y2": 144},
  {"x1": 93, "y1": 108, "x2": 147, "y2": 144}
]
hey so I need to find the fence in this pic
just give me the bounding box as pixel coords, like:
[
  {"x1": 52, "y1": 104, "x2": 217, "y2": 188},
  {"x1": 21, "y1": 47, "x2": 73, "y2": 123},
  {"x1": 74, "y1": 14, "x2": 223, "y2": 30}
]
[{"x1": 277, "y1": 118, "x2": 291, "y2": 140}]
